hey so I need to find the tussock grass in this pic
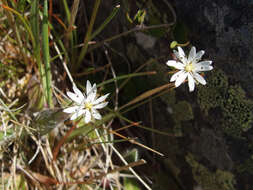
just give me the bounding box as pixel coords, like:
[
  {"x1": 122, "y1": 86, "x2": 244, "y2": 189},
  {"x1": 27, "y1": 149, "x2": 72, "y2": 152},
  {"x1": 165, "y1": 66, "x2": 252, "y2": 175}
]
[{"x1": 0, "y1": 1, "x2": 176, "y2": 189}]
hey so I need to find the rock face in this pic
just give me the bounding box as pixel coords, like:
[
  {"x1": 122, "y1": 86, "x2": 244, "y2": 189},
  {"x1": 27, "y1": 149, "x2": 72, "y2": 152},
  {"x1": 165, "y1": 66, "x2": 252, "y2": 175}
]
[
  {"x1": 167, "y1": 1, "x2": 253, "y2": 189},
  {"x1": 77, "y1": 0, "x2": 253, "y2": 189},
  {"x1": 173, "y1": 0, "x2": 253, "y2": 92}
]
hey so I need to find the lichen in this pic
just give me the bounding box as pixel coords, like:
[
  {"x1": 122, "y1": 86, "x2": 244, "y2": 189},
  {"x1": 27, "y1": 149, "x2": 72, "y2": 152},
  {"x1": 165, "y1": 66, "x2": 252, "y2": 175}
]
[
  {"x1": 221, "y1": 85, "x2": 253, "y2": 137},
  {"x1": 186, "y1": 153, "x2": 236, "y2": 190},
  {"x1": 197, "y1": 69, "x2": 253, "y2": 138},
  {"x1": 197, "y1": 69, "x2": 228, "y2": 114}
]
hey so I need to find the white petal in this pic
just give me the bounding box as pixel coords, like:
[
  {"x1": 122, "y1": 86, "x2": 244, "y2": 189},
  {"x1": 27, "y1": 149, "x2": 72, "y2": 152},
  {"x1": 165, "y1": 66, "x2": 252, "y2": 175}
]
[
  {"x1": 188, "y1": 46, "x2": 196, "y2": 63},
  {"x1": 86, "y1": 80, "x2": 92, "y2": 95},
  {"x1": 84, "y1": 110, "x2": 91, "y2": 123},
  {"x1": 195, "y1": 61, "x2": 213, "y2": 72},
  {"x1": 93, "y1": 102, "x2": 108, "y2": 109},
  {"x1": 173, "y1": 47, "x2": 186, "y2": 63},
  {"x1": 70, "y1": 109, "x2": 86, "y2": 120},
  {"x1": 63, "y1": 106, "x2": 80, "y2": 113},
  {"x1": 93, "y1": 93, "x2": 110, "y2": 105},
  {"x1": 92, "y1": 109, "x2": 102, "y2": 120},
  {"x1": 166, "y1": 60, "x2": 184, "y2": 70},
  {"x1": 195, "y1": 50, "x2": 205, "y2": 61},
  {"x1": 175, "y1": 71, "x2": 187, "y2": 87},
  {"x1": 187, "y1": 73, "x2": 195, "y2": 92},
  {"x1": 177, "y1": 46, "x2": 185, "y2": 58},
  {"x1": 67, "y1": 92, "x2": 83, "y2": 103},
  {"x1": 87, "y1": 88, "x2": 97, "y2": 102},
  {"x1": 170, "y1": 70, "x2": 184, "y2": 82},
  {"x1": 173, "y1": 50, "x2": 181, "y2": 60},
  {"x1": 193, "y1": 72, "x2": 206, "y2": 85},
  {"x1": 73, "y1": 85, "x2": 85, "y2": 100}
]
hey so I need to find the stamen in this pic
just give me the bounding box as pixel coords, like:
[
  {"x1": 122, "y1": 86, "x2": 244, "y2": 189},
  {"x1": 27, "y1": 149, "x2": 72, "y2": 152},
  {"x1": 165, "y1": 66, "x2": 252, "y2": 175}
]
[
  {"x1": 85, "y1": 102, "x2": 93, "y2": 110},
  {"x1": 185, "y1": 63, "x2": 194, "y2": 72}
]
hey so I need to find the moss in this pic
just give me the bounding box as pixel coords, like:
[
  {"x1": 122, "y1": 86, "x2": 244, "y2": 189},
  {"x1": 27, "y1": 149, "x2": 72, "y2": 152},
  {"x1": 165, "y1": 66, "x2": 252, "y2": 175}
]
[
  {"x1": 221, "y1": 85, "x2": 253, "y2": 137},
  {"x1": 172, "y1": 101, "x2": 193, "y2": 122},
  {"x1": 186, "y1": 153, "x2": 236, "y2": 190},
  {"x1": 197, "y1": 69, "x2": 228, "y2": 114},
  {"x1": 237, "y1": 157, "x2": 253, "y2": 174},
  {"x1": 197, "y1": 69, "x2": 253, "y2": 138}
]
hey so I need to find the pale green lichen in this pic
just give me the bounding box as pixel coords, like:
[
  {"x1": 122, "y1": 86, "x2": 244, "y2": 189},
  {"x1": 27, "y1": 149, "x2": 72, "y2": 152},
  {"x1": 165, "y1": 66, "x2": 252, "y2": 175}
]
[
  {"x1": 221, "y1": 85, "x2": 253, "y2": 137},
  {"x1": 186, "y1": 153, "x2": 236, "y2": 190},
  {"x1": 197, "y1": 69, "x2": 228, "y2": 114},
  {"x1": 197, "y1": 69, "x2": 253, "y2": 138}
]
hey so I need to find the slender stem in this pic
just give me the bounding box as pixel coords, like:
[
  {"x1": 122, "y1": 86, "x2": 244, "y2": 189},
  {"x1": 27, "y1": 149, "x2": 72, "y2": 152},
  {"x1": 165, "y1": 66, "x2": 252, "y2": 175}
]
[
  {"x1": 76, "y1": 0, "x2": 101, "y2": 69},
  {"x1": 42, "y1": 0, "x2": 53, "y2": 108},
  {"x1": 88, "y1": 23, "x2": 175, "y2": 52}
]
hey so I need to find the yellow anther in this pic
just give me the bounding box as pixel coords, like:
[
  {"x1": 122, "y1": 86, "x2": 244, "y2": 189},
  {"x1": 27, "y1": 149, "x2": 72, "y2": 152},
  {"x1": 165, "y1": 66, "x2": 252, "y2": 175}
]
[
  {"x1": 185, "y1": 63, "x2": 194, "y2": 72},
  {"x1": 85, "y1": 102, "x2": 93, "y2": 110}
]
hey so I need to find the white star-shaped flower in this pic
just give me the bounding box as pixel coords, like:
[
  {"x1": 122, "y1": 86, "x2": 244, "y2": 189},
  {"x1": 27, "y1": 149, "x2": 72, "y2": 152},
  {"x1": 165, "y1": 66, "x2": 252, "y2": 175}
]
[
  {"x1": 63, "y1": 80, "x2": 109, "y2": 123},
  {"x1": 166, "y1": 46, "x2": 213, "y2": 92}
]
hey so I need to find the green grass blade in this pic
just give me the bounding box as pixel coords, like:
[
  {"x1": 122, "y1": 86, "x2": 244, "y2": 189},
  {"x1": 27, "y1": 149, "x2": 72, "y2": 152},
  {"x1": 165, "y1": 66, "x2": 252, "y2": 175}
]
[
  {"x1": 90, "y1": 4, "x2": 120, "y2": 40},
  {"x1": 42, "y1": 0, "x2": 53, "y2": 108},
  {"x1": 96, "y1": 71, "x2": 156, "y2": 88},
  {"x1": 30, "y1": 0, "x2": 47, "y2": 106},
  {"x1": 115, "y1": 111, "x2": 173, "y2": 137},
  {"x1": 76, "y1": 0, "x2": 101, "y2": 69},
  {"x1": 67, "y1": 113, "x2": 116, "y2": 140},
  {"x1": 2, "y1": 4, "x2": 35, "y2": 48}
]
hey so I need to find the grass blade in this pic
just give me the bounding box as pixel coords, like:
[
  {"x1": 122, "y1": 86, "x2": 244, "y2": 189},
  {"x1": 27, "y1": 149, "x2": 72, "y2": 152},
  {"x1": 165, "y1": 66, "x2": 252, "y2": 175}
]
[
  {"x1": 90, "y1": 4, "x2": 120, "y2": 40},
  {"x1": 96, "y1": 71, "x2": 156, "y2": 88},
  {"x1": 42, "y1": 0, "x2": 53, "y2": 108},
  {"x1": 76, "y1": 0, "x2": 101, "y2": 69}
]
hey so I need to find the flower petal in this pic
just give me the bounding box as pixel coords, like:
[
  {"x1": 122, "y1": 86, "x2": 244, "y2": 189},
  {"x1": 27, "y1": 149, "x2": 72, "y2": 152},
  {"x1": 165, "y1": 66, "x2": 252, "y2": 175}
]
[
  {"x1": 195, "y1": 50, "x2": 205, "y2": 62},
  {"x1": 93, "y1": 102, "x2": 108, "y2": 109},
  {"x1": 67, "y1": 91, "x2": 83, "y2": 103},
  {"x1": 193, "y1": 72, "x2": 206, "y2": 85},
  {"x1": 73, "y1": 85, "x2": 85, "y2": 100},
  {"x1": 177, "y1": 47, "x2": 187, "y2": 63},
  {"x1": 170, "y1": 70, "x2": 184, "y2": 82},
  {"x1": 195, "y1": 61, "x2": 213, "y2": 72},
  {"x1": 175, "y1": 71, "x2": 187, "y2": 87},
  {"x1": 188, "y1": 46, "x2": 196, "y2": 63},
  {"x1": 166, "y1": 60, "x2": 185, "y2": 70},
  {"x1": 92, "y1": 109, "x2": 102, "y2": 120},
  {"x1": 84, "y1": 110, "x2": 91, "y2": 123},
  {"x1": 70, "y1": 109, "x2": 86, "y2": 120},
  {"x1": 86, "y1": 80, "x2": 92, "y2": 95},
  {"x1": 93, "y1": 93, "x2": 110, "y2": 105},
  {"x1": 63, "y1": 106, "x2": 80, "y2": 113},
  {"x1": 173, "y1": 50, "x2": 181, "y2": 60},
  {"x1": 177, "y1": 46, "x2": 185, "y2": 58},
  {"x1": 187, "y1": 73, "x2": 195, "y2": 92},
  {"x1": 87, "y1": 87, "x2": 97, "y2": 102}
]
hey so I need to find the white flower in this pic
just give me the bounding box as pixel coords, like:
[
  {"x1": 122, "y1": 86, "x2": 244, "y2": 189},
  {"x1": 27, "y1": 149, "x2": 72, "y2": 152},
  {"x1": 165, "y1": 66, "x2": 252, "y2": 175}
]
[
  {"x1": 166, "y1": 46, "x2": 213, "y2": 92},
  {"x1": 63, "y1": 80, "x2": 109, "y2": 123}
]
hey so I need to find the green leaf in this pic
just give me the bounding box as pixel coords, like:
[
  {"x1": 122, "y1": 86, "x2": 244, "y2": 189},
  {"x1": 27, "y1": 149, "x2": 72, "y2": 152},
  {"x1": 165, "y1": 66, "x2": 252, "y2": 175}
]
[
  {"x1": 32, "y1": 109, "x2": 69, "y2": 135},
  {"x1": 0, "y1": 129, "x2": 14, "y2": 141},
  {"x1": 124, "y1": 148, "x2": 139, "y2": 162}
]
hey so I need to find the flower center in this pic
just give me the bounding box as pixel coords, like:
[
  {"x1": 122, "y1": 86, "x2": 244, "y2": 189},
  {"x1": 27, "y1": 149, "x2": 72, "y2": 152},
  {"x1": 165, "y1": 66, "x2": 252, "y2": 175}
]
[
  {"x1": 185, "y1": 63, "x2": 194, "y2": 72},
  {"x1": 85, "y1": 102, "x2": 93, "y2": 110}
]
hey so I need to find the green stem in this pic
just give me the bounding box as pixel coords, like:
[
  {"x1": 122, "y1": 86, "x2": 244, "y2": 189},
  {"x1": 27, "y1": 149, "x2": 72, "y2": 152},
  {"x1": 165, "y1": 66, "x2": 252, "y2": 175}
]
[
  {"x1": 88, "y1": 23, "x2": 174, "y2": 52},
  {"x1": 42, "y1": 0, "x2": 53, "y2": 108},
  {"x1": 76, "y1": 0, "x2": 101, "y2": 69}
]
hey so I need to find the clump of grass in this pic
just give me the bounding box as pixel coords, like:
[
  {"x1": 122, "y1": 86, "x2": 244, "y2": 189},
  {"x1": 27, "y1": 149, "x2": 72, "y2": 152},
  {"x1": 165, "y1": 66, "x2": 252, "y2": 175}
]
[{"x1": 0, "y1": 0, "x2": 179, "y2": 189}]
